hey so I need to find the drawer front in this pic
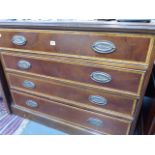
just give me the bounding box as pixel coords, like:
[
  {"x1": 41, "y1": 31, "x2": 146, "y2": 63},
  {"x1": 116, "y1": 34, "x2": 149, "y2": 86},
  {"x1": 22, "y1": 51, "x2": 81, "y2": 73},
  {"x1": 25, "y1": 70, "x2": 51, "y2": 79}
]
[
  {"x1": 11, "y1": 90, "x2": 130, "y2": 134},
  {"x1": 0, "y1": 30, "x2": 151, "y2": 62},
  {"x1": 2, "y1": 53, "x2": 143, "y2": 94},
  {"x1": 7, "y1": 73, "x2": 136, "y2": 118}
]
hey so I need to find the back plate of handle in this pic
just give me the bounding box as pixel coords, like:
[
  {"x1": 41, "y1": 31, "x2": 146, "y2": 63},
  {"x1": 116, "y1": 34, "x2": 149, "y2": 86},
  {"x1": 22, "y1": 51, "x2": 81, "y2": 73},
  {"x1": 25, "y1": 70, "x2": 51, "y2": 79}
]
[
  {"x1": 87, "y1": 117, "x2": 103, "y2": 127},
  {"x1": 12, "y1": 35, "x2": 27, "y2": 46},
  {"x1": 90, "y1": 71, "x2": 112, "y2": 83},
  {"x1": 89, "y1": 95, "x2": 107, "y2": 106},
  {"x1": 17, "y1": 60, "x2": 31, "y2": 70},
  {"x1": 25, "y1": 100, "x2": 38, "y2": 108},
  {"x1": 91, "y1": 40, "x2": 116, "y2": 54},
  {"x1": 22, "y1": 80, "x2": 36, "y2": 89}
]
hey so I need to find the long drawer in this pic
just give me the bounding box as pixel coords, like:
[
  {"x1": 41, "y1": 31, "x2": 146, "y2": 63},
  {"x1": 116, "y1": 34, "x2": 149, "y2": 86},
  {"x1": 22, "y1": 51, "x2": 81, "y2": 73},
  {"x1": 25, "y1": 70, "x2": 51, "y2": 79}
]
[
  {"x1": 0, "y1": 29, "x2": 152, "y2": 63},
  {"x1": 1, "y1": 52, "x2": 144, "y2": 94},
  {"x1": 11, "y1": 90, "x2": 130, "y2": 135},
  {"x1": 7, "y1": 73, "x2": 136, "y2": 118}
]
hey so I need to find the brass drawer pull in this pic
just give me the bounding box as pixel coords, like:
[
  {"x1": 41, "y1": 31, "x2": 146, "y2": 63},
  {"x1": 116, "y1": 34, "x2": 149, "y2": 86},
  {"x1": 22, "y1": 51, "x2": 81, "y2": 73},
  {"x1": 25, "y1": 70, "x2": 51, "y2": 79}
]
[
  {"x1": 11, "y1": 35, "x2": 27, "y2": 46},
  {"x1": 90, "y1": 71, "x2": 112, "y2": 83},
  {"x1": 89, "y1": 95, "x2": 107, "y2": 106},
  {"x1": 91, "y1": 40, "x2": 116, "y2": 54},
  {"x1": 17, "y1": 60, "x2": 31, "y2": 70},
  {"x1": 87, "y1": 117, "x2": 103, "y2": 127},
  {"x1": 25, "y1": 100, "x2": 38, "y2": 108},
  {"x1": 22, "y1": 80, "x2": 36, "y2": 89}
]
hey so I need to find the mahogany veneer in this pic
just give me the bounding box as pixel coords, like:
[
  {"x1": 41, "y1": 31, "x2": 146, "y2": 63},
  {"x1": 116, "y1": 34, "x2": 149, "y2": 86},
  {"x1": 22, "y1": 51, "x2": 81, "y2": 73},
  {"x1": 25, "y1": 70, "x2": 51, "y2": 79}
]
[
  {"x1": 1, "y1": 52, "x2": 144, "y2": 94},
  {"x1": 7, "y1": 73, "x2": 136, "y2": 118},
  {"x1": 0, "y1": 30, "x2": 151, "y2": 62},
  {"x1": 11, "y1": 90, "x2": 130, "y2": 135}
]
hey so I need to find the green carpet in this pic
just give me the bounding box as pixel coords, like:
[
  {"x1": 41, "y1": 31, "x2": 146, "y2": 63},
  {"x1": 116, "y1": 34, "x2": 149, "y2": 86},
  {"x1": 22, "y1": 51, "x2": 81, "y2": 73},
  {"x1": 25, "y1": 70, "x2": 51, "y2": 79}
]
[{"x1": 19, "y1": 120, "x2": 67, "y2": 135}]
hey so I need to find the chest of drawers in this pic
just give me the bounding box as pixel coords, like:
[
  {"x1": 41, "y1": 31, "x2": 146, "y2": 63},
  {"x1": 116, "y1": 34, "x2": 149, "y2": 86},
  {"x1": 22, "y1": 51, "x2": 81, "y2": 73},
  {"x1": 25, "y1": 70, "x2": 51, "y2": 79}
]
[{"x1": 0, "y1": 22, "x2": 155, "y2": 134}]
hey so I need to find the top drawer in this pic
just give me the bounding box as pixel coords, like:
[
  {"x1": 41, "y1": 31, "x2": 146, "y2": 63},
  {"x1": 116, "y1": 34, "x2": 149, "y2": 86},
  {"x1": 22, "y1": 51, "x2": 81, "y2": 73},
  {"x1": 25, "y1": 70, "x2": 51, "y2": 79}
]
[{"x1": 0, "y1": 29, "x2": 152, "y2": 63}]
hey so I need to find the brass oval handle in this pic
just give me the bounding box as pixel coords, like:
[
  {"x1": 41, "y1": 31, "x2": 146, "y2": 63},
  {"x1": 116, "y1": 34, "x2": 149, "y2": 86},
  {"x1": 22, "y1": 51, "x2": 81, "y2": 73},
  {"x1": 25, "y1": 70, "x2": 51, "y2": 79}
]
[
  {"x1": 17, "y1": 60, "x2": 31, "y2": 70},
  {"x1": 91, "y1": 40, "x2": 116, "y2": 54},
  {"x1": 12, "y1": 35, "x2": 27, "y2": 46},
  {"x1": 89, "y1": 95, "x2": 107, "y2": 106},
  {"x1": 22, "y1": 80, "x2": 36, "y2": 89},
  {"x1": 87, "y1": 117, "x2": 103, "y2": 127},
  {"x1": 25, "y1": 100, "x2": 38, "y2": 108},
  {"x1": 90, "y1": 71, "x2": 112, "y2": 84}
]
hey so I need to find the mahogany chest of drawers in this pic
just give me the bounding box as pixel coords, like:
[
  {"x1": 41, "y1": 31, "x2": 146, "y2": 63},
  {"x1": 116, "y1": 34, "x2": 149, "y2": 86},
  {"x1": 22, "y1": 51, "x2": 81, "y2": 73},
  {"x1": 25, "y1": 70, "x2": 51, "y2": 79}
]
[{"x1": 0, "y1": 22, "x2": 155, "y2": 134}]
